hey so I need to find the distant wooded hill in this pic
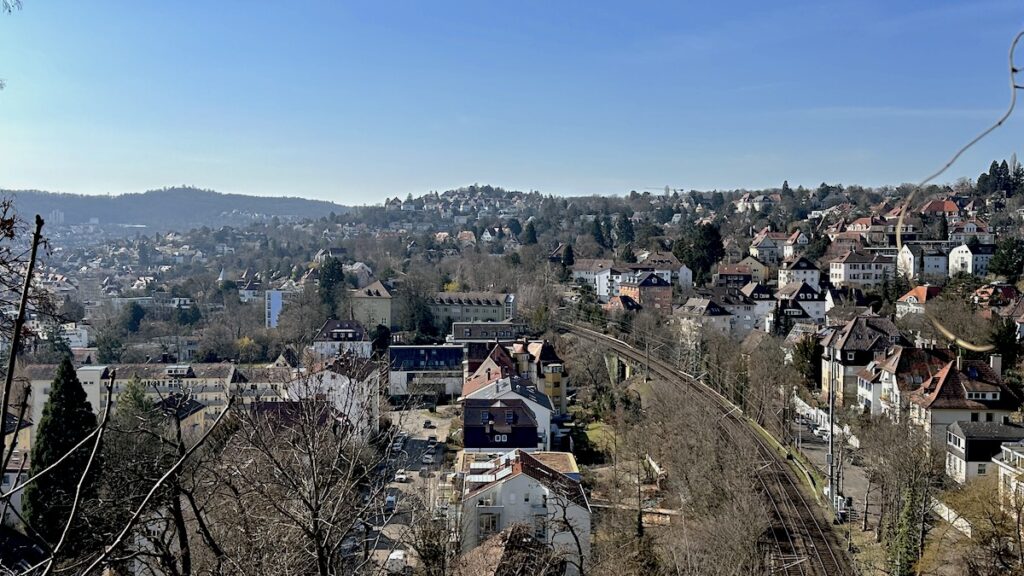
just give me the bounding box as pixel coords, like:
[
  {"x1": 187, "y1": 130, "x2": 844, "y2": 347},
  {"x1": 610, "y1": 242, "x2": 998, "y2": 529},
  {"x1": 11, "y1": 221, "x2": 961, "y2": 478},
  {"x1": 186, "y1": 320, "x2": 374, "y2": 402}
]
[{"x1": 3, "y1": 187, "x2": 349, "y2": 230}]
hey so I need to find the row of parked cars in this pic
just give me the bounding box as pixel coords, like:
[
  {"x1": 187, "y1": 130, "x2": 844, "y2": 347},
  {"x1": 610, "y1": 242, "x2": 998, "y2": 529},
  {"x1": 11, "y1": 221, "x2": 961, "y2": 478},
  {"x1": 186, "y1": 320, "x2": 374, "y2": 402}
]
[{"x1": 795, "y1": 414, "x2": 832, "y2": 441}]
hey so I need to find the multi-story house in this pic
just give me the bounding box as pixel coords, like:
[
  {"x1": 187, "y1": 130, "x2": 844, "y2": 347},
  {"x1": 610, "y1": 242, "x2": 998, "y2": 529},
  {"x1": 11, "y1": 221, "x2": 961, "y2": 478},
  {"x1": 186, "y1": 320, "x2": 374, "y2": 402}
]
[
  {"x1": 736, "y1": 256, "x2": 769, "y2": 283},
  {"x1": 993, "y1": 441, "x2": 1024, "y2": 513},
  {"x1": 949, "y1": 218, "x2": 995, "y2": 245},
  {"x1": 463, "y1": 399, "x2": 542, "y2": 453},
  {"x1": 18, "y1": 363, "x2": 249, "y2": 440},
  {"x1": 387, "y1": 344, "x2": 465, "y2": 398},
  {"x1": 570, "y1": 259, "x2": 615, "y2": 292},
  {"x1": 945, "y1": 421, "x2": 1024, "y2": 484},
  {"x1": 919, "y1": 198, "x2": 962, "y2": 223},
  {"x1": 777, "y1": 257, "x2": 821, "y2": 289},
  {"x1": 871, "y1": 346, "x2": 955, "y2": 416},
  {"x1": 714, "y1": 265, "x2": 754, "y2": 288},
  {"x1": 509, "y1": 340, "x2": 568, "y2": 415},
  {"x1": 429, "y1": 292, "x2": 516, "y2": 332},
  {"x1": 908, "y1": 355, "x2": 1019, "y2": 446},
  {"x1": 948, "y1": 244, "x2": 997, "y2": 277},
  {"x1": 347, "y1": 280, "x2": 393, "y2": 330},
  {"x1": 773, "y1": 281, "x2": 826, "y2": 326},
  {"x1": 459, "y1": 450, "x2": 591, "y2": 575},
  {"x1": 464, "y1": 376, "x2": 554, "y2": 451},
  {"x1": 783, "y1": 230, "x2": 809, "y2": 260},
  {"x1": 897, "y1": 244, "x2": 949, "y2": 281},
  {"x1": 594, "y1": 267, "x2": 627, "y2": 301},
  {"x1": 828, "y1": 250, "x2": 896, "y2": 290},
  {"x1": 749, "y1": 227, "x2": 791, "y2": 264},
  {"x1": 674, "y1": 297, "x2": 734, "y2": 340},
  {"x1": 820, "y1": 314, "x2": 906, "y2": 406},
  {"x1": 311, "y1": 319, "x2": 372, "y2": 359},
  {"x1": 619, "y1": 272, "x2": 673, "y2": 315}
]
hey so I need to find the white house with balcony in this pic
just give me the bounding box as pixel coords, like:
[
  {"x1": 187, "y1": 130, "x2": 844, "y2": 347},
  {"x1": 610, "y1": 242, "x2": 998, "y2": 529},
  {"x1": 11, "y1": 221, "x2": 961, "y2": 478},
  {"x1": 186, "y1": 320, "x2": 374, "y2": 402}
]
[{"x1": 459, "y1": 450, "x2": 590, "y2": 575}]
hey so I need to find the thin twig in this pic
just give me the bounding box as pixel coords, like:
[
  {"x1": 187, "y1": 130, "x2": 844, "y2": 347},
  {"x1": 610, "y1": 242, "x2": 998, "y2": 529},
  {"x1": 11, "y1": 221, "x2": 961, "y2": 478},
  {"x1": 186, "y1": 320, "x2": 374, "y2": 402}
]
[
  {"x1": 80, "y1": 397, "x2": 236, "y2": 576},
  {"x1": 0, "y1": 216, "x2": 43, "y2": 480},
  {"x1": 895, "y1": 30, "x2": 1024, "y2": 352}
]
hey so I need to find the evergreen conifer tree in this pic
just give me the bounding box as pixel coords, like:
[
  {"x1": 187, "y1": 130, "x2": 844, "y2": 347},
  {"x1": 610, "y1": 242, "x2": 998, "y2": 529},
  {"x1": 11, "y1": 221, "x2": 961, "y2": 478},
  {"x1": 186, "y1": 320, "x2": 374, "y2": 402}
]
[{"x1": 24, "y1": 356, "x2": 100, "y2": 552}]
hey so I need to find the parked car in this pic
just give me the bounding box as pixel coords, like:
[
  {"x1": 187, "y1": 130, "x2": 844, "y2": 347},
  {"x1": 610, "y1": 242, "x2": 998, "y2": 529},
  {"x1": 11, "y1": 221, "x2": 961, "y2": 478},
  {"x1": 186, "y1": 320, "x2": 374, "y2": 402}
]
[
  {"x1": 394, "y1": 469, "x2": 409, "y2": 483},
  {"x1": 385, "y1": 550, "x2": 407, "y2": 574},
  {"x1": 384, "y1": 494, "x2": 397, "y2": 513},
  {"x1": 427, "y1": 435, "x2": 438, "y2": 446},
  {"x1": 813, "y1": 426, "x2": 830, "y2": 440},
  {"x1": 423, "y1": 419, "x2": 435, "y2": 429},
  {"x1": 422, "y1": 453, "x2": 435, "y2": 465}
]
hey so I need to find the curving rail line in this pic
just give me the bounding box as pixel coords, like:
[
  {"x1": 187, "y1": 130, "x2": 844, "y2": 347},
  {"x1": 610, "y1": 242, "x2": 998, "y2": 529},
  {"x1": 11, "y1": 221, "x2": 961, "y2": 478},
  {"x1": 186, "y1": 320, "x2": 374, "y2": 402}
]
[{"x1": 562, "y1": 322, "x2": 850, "y2": 576}]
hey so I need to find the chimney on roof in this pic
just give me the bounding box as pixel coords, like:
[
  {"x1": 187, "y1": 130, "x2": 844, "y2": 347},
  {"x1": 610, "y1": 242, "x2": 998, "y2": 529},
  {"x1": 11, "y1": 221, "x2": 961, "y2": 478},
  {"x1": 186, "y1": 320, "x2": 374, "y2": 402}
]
[{"x1": 991, "y1": 354, "x2": 1003, "y2": 377}]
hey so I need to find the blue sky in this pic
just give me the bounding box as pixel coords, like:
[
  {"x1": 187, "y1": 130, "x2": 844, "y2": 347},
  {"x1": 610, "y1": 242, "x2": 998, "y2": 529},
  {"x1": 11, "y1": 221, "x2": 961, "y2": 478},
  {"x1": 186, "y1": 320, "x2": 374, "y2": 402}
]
[{"x1": 1, "y1": 1, "x2": 1022, "y2": 205}]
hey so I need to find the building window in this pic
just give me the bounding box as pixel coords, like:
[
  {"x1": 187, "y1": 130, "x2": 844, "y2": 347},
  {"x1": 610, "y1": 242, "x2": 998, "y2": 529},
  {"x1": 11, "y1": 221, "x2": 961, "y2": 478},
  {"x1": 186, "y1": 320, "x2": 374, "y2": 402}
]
[
  {"x1": 971, "y1": 412, "x2": 979, "y2": 422},
  {"x1": 479, "y1": 513, "x2": 499, "y2": 536},
  {"x1": 987, "y1": 412, "x2": 994, "y2": 422},
  {"x1": 978, "y1": 463, "x2": 987, "y2": 475}
]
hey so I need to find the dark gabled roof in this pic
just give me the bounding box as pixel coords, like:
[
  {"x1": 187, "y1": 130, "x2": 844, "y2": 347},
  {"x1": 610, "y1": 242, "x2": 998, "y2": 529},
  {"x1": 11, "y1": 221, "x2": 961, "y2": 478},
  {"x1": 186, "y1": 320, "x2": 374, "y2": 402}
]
[
  {"x1": 312, "y1": 318, "x2": 367, "y2": 342},
  {"x1": 780, "y1": 256, "x2": 819, "y2": 271},
  {"x1": 621, "y1": 271, "x2": 671, "y2": 288},
  {"x1": 949, "y1": 421, "x2": 1024, "y2": 441},
  {"x1": 776, "y1": 281, "x2": 823, "y2": 300},
  {"x1": 154, "y1": 393, "x2": 206, "y2": 421},
  {"x1": 822, "y1": 314, "x2": 904, "y2": 352},
  {"x1": 351, "y1": 280, "x2": 391, "y2": 299},
  {"x1": 676, "y1": 297, "x2": 732, "y2": 317},
  {"x1": 3, "y1": 412, "x2": 32, "y2": 435},
  {"x1": 432, "y1": 292, "x2": 508, "y2": 306}
]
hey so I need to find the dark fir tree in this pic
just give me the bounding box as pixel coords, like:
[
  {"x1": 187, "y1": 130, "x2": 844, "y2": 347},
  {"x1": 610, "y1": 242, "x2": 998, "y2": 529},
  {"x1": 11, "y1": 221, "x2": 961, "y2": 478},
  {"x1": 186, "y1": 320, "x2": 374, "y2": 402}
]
[
  {"x1": 989, "y1": 237, "x2": 1024, "y2": 282},
  {"x1": 618, "y1": 244, "x2": 637, "y2": 263},
  {"x1": 615, "y1": 214, "x2": 635, "y2": 245},
  {"x1": 521, "y1": 222, "x2": 538, "y2": 245},
  {"x1": 24, "y1": 356, "x2": 100, "y2": 553},
  {"x1": 561, "y1": 243, "x2": 575, "y2": 267},
  {"x1": 318, "y1": 257, "x2": 345, "y2": 312},
  {"x1": 672, "y1": 223, "x2": 724, "y2": 285}
]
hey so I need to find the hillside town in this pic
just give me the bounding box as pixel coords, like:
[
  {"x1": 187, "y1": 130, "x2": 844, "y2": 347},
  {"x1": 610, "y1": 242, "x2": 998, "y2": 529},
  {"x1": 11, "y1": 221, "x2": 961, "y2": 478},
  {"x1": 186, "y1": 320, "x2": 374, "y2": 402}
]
[{"x1": 0, "y1": 157, "x2": 1022, "y2": 574}]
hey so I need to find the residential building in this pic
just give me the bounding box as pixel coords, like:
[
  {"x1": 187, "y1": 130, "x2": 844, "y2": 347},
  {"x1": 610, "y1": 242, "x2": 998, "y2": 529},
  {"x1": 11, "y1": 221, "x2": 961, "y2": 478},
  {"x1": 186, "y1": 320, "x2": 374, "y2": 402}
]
[
  {"x1": 265, "y1": 289, "x2": 296, "y2": 328},
  {"x1": 714, "y1": 265, "x2": 753, "y2": 288},
  {"x1": 777, "y1": 257, "x2": 821, "y2": 289},
  {"x1": 593, "y1": 267, "x2": 627, "y2": 301},
  {"x1": 430, "y1": 292, "x2": 516, "y2": 332},
  {"x1": 736, "y1": 256, "x2": 769, "y2": 283},
  {"x1": 311, "y1": 319, "x2": 372, "y2": 359},
  {"x1": 459, "y1": 450, "x2": 591, "y2": 575},
  {"x1": 387, "y1": 344, "x2": 465, "y2": 398},
  {"x1": 948, "y1": 243, "x2": 997, "y2": 277},
  {"x1": 449, "y1": 321, "x2": 529, "y2": 343},
  {"x1": 872, "y1": 346, "x2": 954, "y2": 416},
  {"x1": 570, "y1": 259, "x2": 614, "y2": 289},
  {"x1": 895, "y1": 285, "x2": 942, "y2": 318},
  {"x1": 674, "y1": 297, "x2": 733, "y2": 341},
  {"x1": 347, "y1": 280, "x2": 393, "y2": 330},
  {"x1": 821, "y1": 314, "x2": 906, "y2": 406},
  {"x1": 828, "y1": 250, "x2": 896, "y2": 290},
  {"x1": 464, "y1": 376, "x2": 554, "y2": 451},
  {"x1": 770, "y1": 281, "x2": 826, "y2": 331},
  {"x1": 919, "y1": 198, "x2": 962, "y2": 223},
  {"x1": 463, "y1": 399, "x2": 542, "y2": 452},
  {"x1": 18, "y1": 363, "x2": 245, "y2": 440},
  {"x1": 993, "y1": 441, "x2": 1024, "y2": 513},
  {"x1": 783, "y1": 230, "x2": 809, "y2": 260},
  {"x1": 619, "y1": 272, "x2": 673, "y2": 315},
  {"x1": 749, "y1": 227, "x2": 791, "y2": 264},
  {"x1": 908, "y1": 355, "x2": 1019, "y2": 445},
  {"x1": 949, "y1": 218, "x2": 995, "y2": 245},
  {"x1": 508, "y1": 340, "x2": 569, "y2": 415},
  {"x1": 945, "y1": 421, "x2": 1024, "y2": 484}
]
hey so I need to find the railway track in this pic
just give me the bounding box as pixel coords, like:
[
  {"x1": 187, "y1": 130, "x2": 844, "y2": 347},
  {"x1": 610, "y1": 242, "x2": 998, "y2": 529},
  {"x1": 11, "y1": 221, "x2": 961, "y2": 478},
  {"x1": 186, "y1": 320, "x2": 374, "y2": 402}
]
[{"x1": 562, "y1": 322, "x2": 850, "y2": 576}]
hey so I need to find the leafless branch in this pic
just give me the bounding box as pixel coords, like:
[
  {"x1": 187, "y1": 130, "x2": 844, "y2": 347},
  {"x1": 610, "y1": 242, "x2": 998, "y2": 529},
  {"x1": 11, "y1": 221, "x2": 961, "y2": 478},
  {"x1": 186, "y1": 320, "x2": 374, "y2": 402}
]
[{"x1": 80, "y1": 396, "x2": 236, "y2": 576}]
